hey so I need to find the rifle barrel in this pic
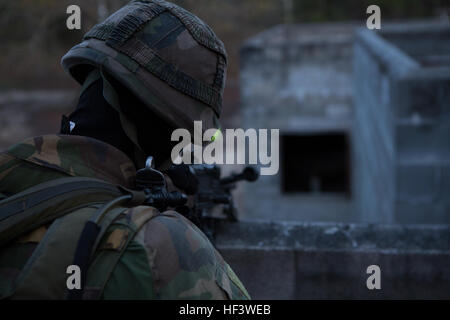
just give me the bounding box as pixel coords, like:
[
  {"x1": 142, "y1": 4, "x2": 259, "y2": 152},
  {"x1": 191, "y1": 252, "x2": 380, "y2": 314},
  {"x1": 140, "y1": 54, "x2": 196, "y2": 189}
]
[{"x1": 220, "y1": 166, "x2": 259, "y2": 185}]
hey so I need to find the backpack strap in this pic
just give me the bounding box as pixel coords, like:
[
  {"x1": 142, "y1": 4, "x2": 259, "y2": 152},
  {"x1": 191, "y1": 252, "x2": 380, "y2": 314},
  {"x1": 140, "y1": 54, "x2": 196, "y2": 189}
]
[
  {"x1": 80, "y1": 207, "x2": 160, "y2": 300},
  {"x1": 66, "y1": 204, "x2": 129, "y2": 300},
  {"x1": 66, "y1": 190, "x2": 148, "y2": 300},
  {"x1": 0, "y1": 177, "x2": 124, "y2": 247},
  {"x1": 8, "y1": 205, "x2": 102, "y2": 299},
  {"x1": 7, "y1": 204, "x2": 147, "y2": 300},
  {"x1": 0, "y1": 176, "x2": 149, "y2": 299},
  {"x1": 0, "y1": 175, "x2": 176, "y2": 300}
]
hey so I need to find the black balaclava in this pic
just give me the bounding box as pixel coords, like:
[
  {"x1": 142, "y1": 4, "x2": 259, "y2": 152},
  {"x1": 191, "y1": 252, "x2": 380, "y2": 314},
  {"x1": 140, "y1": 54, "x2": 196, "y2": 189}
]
[
  {"x1": 62, "y1": 77, "x2": 135, "y2": 161},
  {"x1": 61, "y1": 74, "x2": 176, "y2": 168}
]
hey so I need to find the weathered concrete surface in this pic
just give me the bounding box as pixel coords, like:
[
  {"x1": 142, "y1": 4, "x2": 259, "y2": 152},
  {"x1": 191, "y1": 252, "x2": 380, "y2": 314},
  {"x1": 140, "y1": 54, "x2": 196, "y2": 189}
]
[
  {"x1": 353, "y1": 22, "x2": 450, "y2": 224},
  {"x1": 216, "y1": 221, "x2": 450, "y2": 299},
  {"x1": 240, "y1": 23, "x2": 356, "y2": 130},
  {"x1": 240, "y1": 23, "x2": 358, "y2": 223}
]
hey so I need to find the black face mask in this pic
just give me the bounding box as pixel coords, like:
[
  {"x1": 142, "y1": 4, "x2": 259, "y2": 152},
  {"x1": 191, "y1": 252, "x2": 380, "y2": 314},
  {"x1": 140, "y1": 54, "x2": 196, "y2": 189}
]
[
  {"x1": 61, "y1": 78, "x2": 136, "y2": 162},
  {"x1": 61, "y1": 76, "x2": 176, "y2": 168}
]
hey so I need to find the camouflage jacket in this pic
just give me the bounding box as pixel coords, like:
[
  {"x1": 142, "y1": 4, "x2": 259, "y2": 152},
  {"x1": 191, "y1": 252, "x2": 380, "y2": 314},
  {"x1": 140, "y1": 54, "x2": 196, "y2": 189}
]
[{"x1": 0, "y1": 134, "x2": 250, "y2": 300}]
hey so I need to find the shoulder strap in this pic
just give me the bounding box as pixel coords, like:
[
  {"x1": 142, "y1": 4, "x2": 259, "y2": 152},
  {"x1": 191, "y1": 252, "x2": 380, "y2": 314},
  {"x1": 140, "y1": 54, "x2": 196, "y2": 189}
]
[
  {"x1": 8, "y1": 204, "x2": 138, "y2": 300},
  {"x1": 0, "y1": 176, "x2": 164, "y2": 300},
  {"x1": 0, "y1": 176, "x2": 132, "y2": 300},
  {"x1": 80, "y1": 207, "x2": 160, "y2": 300},
  {"x1": 0, "y1": 177, "x2": 123, "y2": 246},
  {"x1": 10, "y1": 205, "x2": 102, "y2": 299}
]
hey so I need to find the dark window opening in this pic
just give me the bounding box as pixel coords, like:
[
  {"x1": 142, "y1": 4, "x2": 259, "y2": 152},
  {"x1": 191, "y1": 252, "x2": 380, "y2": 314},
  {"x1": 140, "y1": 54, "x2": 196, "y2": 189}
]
[{"x1": 281, "y1": 133, "x2": 350, "y2": 195}]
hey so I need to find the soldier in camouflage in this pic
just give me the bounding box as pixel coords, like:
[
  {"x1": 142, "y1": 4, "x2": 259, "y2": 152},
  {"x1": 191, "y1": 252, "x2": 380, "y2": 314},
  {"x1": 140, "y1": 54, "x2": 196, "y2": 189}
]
[{"x1": 0, "y1": 0, "x2": 249, "y2": 300}]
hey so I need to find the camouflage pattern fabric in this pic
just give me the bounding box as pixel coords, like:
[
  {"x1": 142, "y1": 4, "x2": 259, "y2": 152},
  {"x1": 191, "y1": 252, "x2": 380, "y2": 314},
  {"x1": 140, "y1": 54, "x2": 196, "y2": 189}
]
[
  {"x1": 0, "y1": 135, "x2": 250, "y2": 300},
  {"x1": 62, "y1": 0, "x2": 227, "y2": 139}
]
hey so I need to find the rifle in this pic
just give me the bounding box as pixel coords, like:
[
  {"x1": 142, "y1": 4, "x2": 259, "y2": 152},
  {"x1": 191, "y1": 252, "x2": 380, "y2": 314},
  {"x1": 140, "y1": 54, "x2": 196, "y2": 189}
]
[
  {"x1": 143, "y1": 160, "x2": 259, "y2": 242},
  {"x1": 183, "y1": 164, "x2": 259, "y2": 241}
]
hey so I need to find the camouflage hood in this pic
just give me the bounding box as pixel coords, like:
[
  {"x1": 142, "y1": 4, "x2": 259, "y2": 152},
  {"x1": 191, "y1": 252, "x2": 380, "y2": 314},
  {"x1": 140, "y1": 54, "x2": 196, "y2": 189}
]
[
  {"x1": 0, "y1": 135, "x2": 136, "y2": 197},
  {"x1": 61, "y1": 0, "x2": 227, "y2": 140}
]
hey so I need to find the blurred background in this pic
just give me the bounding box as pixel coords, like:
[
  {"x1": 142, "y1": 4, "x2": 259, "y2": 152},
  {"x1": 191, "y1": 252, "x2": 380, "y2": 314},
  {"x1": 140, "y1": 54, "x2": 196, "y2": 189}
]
[{"x1": 1, "y1": 0, "x2": 449, "y2": 299}]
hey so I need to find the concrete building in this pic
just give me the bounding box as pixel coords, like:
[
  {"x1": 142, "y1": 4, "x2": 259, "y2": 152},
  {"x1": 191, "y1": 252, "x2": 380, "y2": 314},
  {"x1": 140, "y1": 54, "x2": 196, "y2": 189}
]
[
  {"x1": 240, "y1": 21, "x2": 450, "y2": 225},
  {"x1": 240, "y1": 23, "x2": 358, "y2": 223}
]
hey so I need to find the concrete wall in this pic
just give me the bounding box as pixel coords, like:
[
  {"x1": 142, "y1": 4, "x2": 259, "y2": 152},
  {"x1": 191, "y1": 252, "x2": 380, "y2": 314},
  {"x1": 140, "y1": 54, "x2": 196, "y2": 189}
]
[
  {"x1": 352, "y1": 28, "x2": 418, "y2": 223},
  {"x1": 394, "y1": 72, "x2": 450, "y2": 224},
  {"x1": 216, "y1": 221, "x2": 450, "y2": 299},
  {"x1": 353, "y1": 22, "x2": 450, "y2": 224},
  {"x1": 240, "y1": 23, "x2": 357, "y2": 223}
]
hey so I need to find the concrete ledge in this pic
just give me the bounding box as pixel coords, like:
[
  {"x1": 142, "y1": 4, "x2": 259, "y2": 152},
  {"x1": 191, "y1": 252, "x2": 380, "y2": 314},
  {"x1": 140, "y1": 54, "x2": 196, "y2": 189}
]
[
  {"x1": 215, "y1": 221, "x2": 450, "y2": 299},
  {"x1": 215, "y1": 220, "x2": 450, "y2": 252}
]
